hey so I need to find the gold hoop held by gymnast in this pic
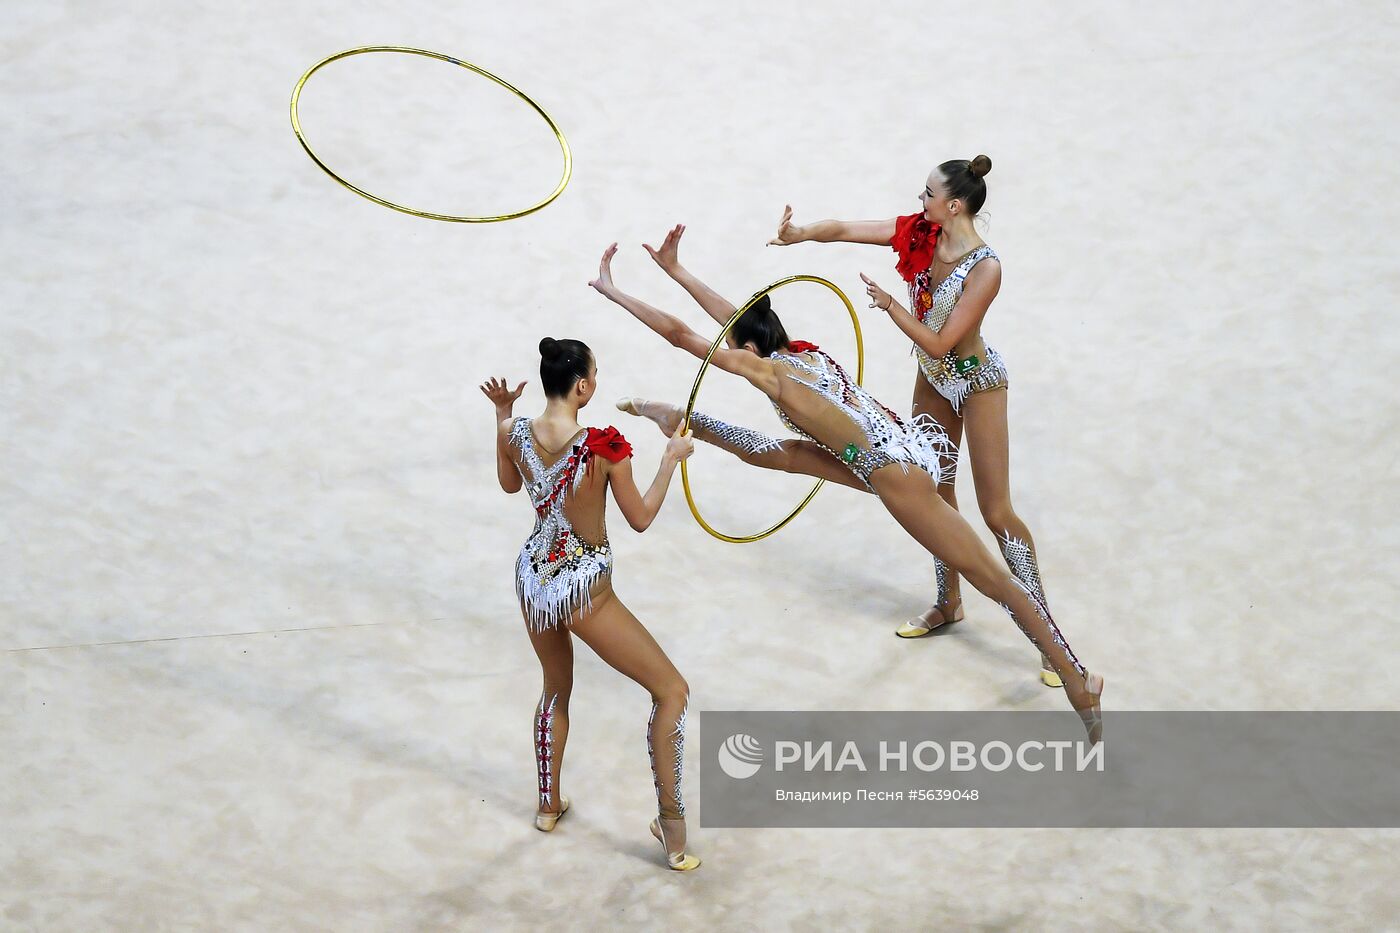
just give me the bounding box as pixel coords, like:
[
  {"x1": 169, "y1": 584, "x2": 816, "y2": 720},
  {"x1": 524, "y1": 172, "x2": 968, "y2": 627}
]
[
  {"x1": 289, "y1": 46, "x2": 572, "y2": 223},
  {"x1": 681, "y1": 275, "x2": 863, "y2": 544}
]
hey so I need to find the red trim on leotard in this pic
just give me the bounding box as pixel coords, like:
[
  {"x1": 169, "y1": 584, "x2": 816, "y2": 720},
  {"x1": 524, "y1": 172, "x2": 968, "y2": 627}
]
[
  {"x1": 584, "y1": 425, "x2": 632, "y2": 462},
  {"x1": 890, "y1": 213, "x2": 942, "y2": 283}
]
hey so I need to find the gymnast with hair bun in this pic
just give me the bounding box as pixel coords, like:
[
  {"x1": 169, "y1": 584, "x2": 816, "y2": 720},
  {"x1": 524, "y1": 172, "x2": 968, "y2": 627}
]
[
  {"x1": 588, "y1": 233, "x2": 1104, "y2": 743},
  {"x1": 771, "y1": 156, "x2": 1070, "y2": 687},
  {"x1": 480, "y1": 336, "x2": 701, "y2": 870}
]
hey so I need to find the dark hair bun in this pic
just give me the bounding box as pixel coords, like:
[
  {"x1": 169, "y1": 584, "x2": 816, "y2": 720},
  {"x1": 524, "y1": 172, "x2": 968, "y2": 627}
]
[
  {"x1": 969, "y1": 154, "x2": 992, "y2": 178},
  {"x1": 538, "y1": 337, "x2": 595, "y2": 398}
]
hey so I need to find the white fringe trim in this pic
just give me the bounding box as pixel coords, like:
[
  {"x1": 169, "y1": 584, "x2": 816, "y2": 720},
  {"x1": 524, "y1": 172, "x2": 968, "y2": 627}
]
[
  {"x1": 884, "y1": 411, "x2": 959, "y2": 486},
  {"x1": 516, "y1": 548, "x2": 612, "y2": 632}
]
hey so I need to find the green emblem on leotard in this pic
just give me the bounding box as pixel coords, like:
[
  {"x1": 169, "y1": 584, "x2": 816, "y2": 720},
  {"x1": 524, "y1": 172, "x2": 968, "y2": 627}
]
[
  {"x1": 842, "y1": 443, "x2": 860, "y2": 463},
  {"x1": 956, "y1": 354, "x2": 980, "y2": 374}
]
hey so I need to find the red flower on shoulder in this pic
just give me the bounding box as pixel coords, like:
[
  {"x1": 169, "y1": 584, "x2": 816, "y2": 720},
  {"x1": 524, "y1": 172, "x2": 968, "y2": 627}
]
[
  {"x1": 786, "y1": 339, "x2": 821, "y2": 353},
  {"x1": 890, "y1": 213, "x2": 942, "y2": 283},
  {"x1": 585, "y1": 425, "x2": 633, "y2": 462}
]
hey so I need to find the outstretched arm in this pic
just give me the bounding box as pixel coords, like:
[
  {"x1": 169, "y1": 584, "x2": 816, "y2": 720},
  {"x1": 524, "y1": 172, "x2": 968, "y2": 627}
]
[
  {"x1": 769, "y1": 204, "x2": 896, "y2": 247},
  {"x1": 643, "y1": 223, "x2": 742, "y2": 348},
  {"x1": 479, "y1": 376, "x2": 527, "y2": 493},
  {"x1": 606, "y1": 423, "x2": 695, "y2": 532},
  {"x1": 860, "y1": 262, "x2": 1002, "y2": 358},
  {"x1": 588, "y1": 243, "x2": 781, "y2": 394}
]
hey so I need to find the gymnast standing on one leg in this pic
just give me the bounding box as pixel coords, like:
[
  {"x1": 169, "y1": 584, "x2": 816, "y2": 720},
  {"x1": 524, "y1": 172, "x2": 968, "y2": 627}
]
[
  {"x1": 480, "y1": 336, "x2": 701, "y2": 870},
  {"x1": 588, "y1": 241, "x2": 1105, "y2": 742},
  {"x1": 767, "y1": 155, "x2": 1068, "y2": 687}
]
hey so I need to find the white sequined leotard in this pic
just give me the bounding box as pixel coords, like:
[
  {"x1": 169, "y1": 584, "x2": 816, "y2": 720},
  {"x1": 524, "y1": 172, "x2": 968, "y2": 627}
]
[
  {"x1": 767, "y1": 345, "x2": 956, "y2": 488},
  {"x1": 906, "y1": 244, "x2": 1010, "y2": 413},
  {"x1": 509, "y1": 417, "x2": 613, "y2": 632}
]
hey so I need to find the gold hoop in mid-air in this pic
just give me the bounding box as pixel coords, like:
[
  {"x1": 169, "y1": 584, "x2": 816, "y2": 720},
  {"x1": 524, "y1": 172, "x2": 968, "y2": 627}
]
[
  {"x1": 681, "y1": 275, "x2": 863, "y2": 544},
  {"x1": 289, "y1": 46, "x2": 572, "y2": 223}
]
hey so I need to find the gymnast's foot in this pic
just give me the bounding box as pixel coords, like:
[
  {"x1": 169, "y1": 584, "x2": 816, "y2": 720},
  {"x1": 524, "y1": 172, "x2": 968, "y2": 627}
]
[
  {"x1": 650, "y1": 816, "x2": 701, "y2": 871},
  {"x1": 616, "y1": 397, "x2": 683, "y2": 436},
  {"x1": 535, "y1": 794, "x2": 570, "y2": 832},
  {"x1": 895, "y1": 599, "x2": 965, "y2": 638},
  {"x1": 1072, "y1": 673, "x2": 1105, "y2": 745}
]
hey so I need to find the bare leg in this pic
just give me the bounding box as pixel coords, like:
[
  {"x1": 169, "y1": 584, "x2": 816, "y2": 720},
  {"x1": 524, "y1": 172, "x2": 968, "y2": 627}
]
[
  {"x1": 899, "y1": 372, "x2": 966, "y2": 634},
  {"x1": 868, "y1": 463, "x2": 1102, "y2": 738},
  {"x1": 526, "y1": 622, "x2": 574, "y2": 820},
  {"x1": 963, "y1": 388, "x2": 1061, "y2": 686},
  {"x1": 569, "y1": 589, "x2": 700, "y2": 868},
  {"x1": 618, "y1": 397, "x2": 869, "y2": 491}
]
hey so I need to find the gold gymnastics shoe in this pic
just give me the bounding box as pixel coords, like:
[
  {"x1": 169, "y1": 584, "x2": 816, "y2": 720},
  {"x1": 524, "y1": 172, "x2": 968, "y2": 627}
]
[
  {"x1": 650, "y1": 817, "x2": 701, "y2": 871},
  {"x1": 535, "y1": 794, "x2": 570, "y2": 832},
  {"x1": 895, "y1": 602, "x2": 964, "y2": 638},
  {"x1": 1040, "y1": 654, "x2": 1064, "y2": 688}
]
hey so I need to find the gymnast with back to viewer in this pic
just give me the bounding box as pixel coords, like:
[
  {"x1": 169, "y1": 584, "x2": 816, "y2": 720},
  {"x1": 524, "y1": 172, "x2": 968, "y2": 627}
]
[{"x1": 481, "y1": 338, "x2": 701, "y2": 871}]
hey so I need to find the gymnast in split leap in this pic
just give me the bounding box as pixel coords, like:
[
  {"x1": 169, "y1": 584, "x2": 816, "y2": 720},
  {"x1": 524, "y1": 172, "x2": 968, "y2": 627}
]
[
  {"x1": 770, "y1": 156, "x2": 1068, "y2": 686},
  {"x1": 481, "y1": 337, "x2": 701, "y2": 870},
  {"x1": 587, "y1": 240, "x2": 1104, "y2": 741}
]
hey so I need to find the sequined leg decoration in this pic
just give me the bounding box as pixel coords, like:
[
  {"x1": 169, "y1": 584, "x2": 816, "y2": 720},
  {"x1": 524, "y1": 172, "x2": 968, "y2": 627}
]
[
  {"x1": 998, "y1": 532, "x2": 1045, "y2": 604},
  {"x1": 646, "y1": 700, "x2": 660, "y2": 804},
  {"x1": 927, "y1": 425, "x2": 958, "y2": 615},
  {"x1": 997, "y1": 532, "x2": 1075, "y2": 678},
  {"x1": 647, "y1": 697, "x2": 688, "y2": 819},
  {"x1": 687, "y1": 411, "x2": 785, "y2": 458},
  {"x1": 933, "y1": 556, "x2": 951, "y2": 612},
  {"x1": 671, "y1": 703, "x2": 687, "y2": 818},
  {"x1": 996, "y1": 577, "x2": 1086, "y2": 681},
  {"x1": 535, "y1": 692, "x2": 558, "y2": 810}
]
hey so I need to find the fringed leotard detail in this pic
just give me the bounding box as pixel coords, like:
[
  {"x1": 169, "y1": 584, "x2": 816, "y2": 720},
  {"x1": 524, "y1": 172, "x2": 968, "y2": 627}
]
[
  {"x1": 510, "y1": 418, "x2": 630, "y2": 632},
  {"x1": 767, "y1": 343, "x2": 956, "y2": 488}
]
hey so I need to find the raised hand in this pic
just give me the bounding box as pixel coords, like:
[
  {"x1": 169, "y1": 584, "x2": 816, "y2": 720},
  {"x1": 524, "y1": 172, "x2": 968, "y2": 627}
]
[
  {"x1": 480, "y1": 376, "x2": 527, "y2": 410},
  {"x1": 860, "y1": 272, "x2": 894, "y2": 312},
  {"x1": 767, "y1": 204, "x2": 803, "y2": 246},
  {"x1": 587, "y1": 242, "x2": 619, "y2": 295},
  {"x1": 642, "y1": 223, "x2": 685, "y2": 273}
]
